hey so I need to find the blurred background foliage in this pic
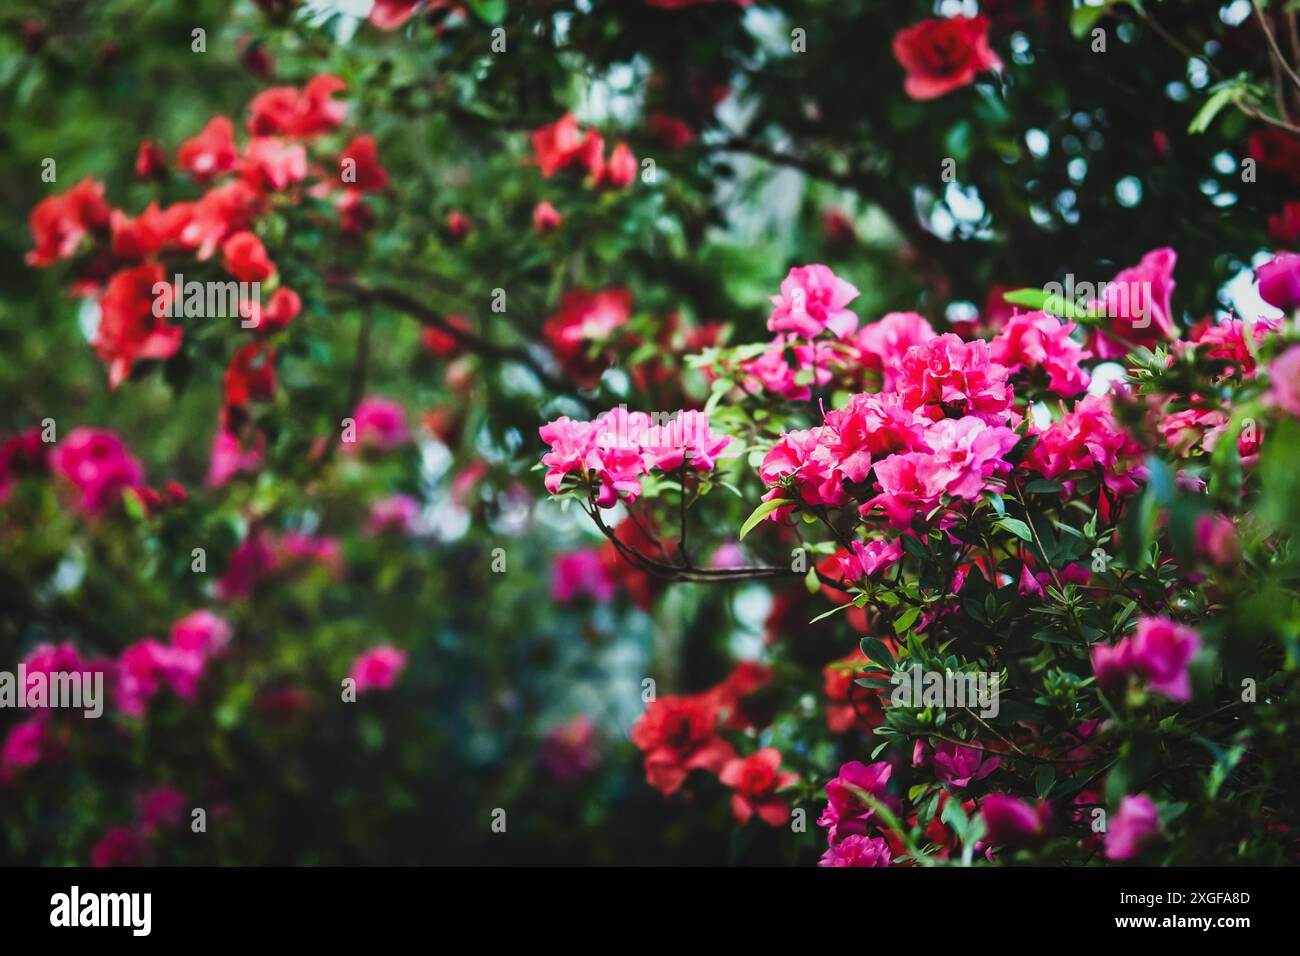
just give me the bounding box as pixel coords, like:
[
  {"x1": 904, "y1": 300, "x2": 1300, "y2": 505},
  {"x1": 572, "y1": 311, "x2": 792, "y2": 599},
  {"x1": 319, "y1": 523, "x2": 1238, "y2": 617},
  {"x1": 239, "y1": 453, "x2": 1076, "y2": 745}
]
[{"x1": 0, "y1": 0, "x2": 1292, "y2": 864}]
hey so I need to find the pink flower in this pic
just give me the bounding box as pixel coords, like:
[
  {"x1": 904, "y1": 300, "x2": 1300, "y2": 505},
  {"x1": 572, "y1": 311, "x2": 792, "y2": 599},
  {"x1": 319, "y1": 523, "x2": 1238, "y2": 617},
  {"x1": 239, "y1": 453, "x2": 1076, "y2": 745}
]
[
  {"x1": 1090, "y1": 639, "x2": 1134, "y2": 693},
  {"x1": 838, "y1": 537, "x2": 903, "y2": 582},
  {"x1": 897, "y1": 334, "x2": 1014, "y2": 424},
  {"x1": 216, "y1": 528, "x2": 277, "y2": 601},
  {"x1": 849, "y1": 311, "x2": 937, "y2": 390},
  {"x1": 822, "y1": 391, "x2": 926, "y2": 483},
  {"x1": 637, "y1": 409, "x2": 737, "y2": 472},
  {"x1": 864, "y1": 452, "x2": 940, "y2": 528},
  {"x1": 1091, "y1": 247, "x2": 1179, "y2": 359},
  {"x1": 169, "y1": 610, "x2": 232, "y2": 657},
  {"x1": 990, "y1": 311, "x2": 1092, "y2": 396},
  {"x1": 758, "y1": 426, "x2": 847, "y2": 514},
  {"x1": 1105, "y1": 794, "x2": 1161, "y2": 860},
  {"x1": 137, "y1": 786, "x2": 187, "y2": 831},
  {"x1": 1025, "y1": 394, "x2": 1145, "y2": 498},
  {"x1": 1257, "y1": 252, "x2": 1300, "y2": 312},
  {"x1": 1190, "y1": 317, "x2": 1281, "y2": 377},
  {"x1": 365, "y1": 494, "x2": 420, "y2": 536},
  {"x1": 767, "y1": 264, "x2": 861, "y2": 339},
  {"x1": 49, "y1": 428, "x2": 145, "y2": 516},
  {"x1": 919, "y1": 416, "x2": 1019, "y2": 500},
  {"x1": 91, "y1": 826, "x2": 147, "y2": 867},
  {"x1": 1130, "y1": 616, "x2": 1200, "y2": 702},
  {"x1": 114, "y1": 639, "x2": 206, "y2": 717},
  {"x1": 1092, "y1": 616, "x2": 1200, "y2": 702},
  {"x1": 551, "y1": 548, "x2": 616, "y2": 603},
  {"x1": 344, "y1": 397, "x2": 411, "y2": 452},
  {"x1": 932, "y1": 740, "x2": 1000, "y2": 787},
  {"x1": 349, "y1": 645, "x2": 407, "y2": 693},
  {"x1": 740, "y1": 335, "x2": 833, "y2": 400},
  {"x1": 539, "y1": 716, "x2": 600, "y2": 783},
  {"x1": 818, "y1": 760, "x2": 893, "y2": 844},
  {"x1": 1270, "y1": 345, "x2": 1300, "y2": 418},
  {"x1": 719, "y1": 748, "x2": 799, "y2": 826},
  {"x1": 1194, "y1": 513, "x2": 1239, "y2": 568},
  {"x1": 206, "y1": 428, "x2": 264, "y2": 487},
  {"x1": 1, "y1": 718, "x2": 48, "y2": 779},
  {"x1": 981, "y1": 793, "x2": 1052, "y2": 848},
  {"x1": 818, "y1": 833, "x2": 893, "y2": 867}
]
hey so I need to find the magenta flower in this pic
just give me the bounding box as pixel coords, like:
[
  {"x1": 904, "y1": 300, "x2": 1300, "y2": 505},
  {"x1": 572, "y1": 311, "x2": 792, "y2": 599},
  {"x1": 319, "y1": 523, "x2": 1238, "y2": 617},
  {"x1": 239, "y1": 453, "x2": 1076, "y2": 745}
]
[
  {"x1": 1270, "y1": 344, "x2": 1300, "y2": 419},
  {"x1": 818, "y1": 833, "x2": 893, "y2": 867},
  {"x1": 989, "y1": 310, "x2": 1092, "y2": 396},
  {"x1": 365, "y1": 494, "x2": 420, "y2": 536},
  {"x1": 550, "y1": 548, "x2": 616, "y2": 604},
  {"x1": 932, "y1": 740, "x2": 1000, "y2": 787},
  {"x1": 1257, "y1": 252, "x2": 1300, "y2": 312},
  {"x1": 767, "y1": 264, "x2": 861, "y2": 339},
  {"x1": 919, "y1": 416, "x2": 1018, "y2": 500},
  {"x1": 981, "y1": 793, "x2": 1052, "y2": 848},
  {"x1": 817, "y1": 760, "x2": 894, "y2": 845},
  {"x1": 49, "y1": 427, "x2": 144, "y2": 516},
  {"x1": 1105, "y1": 795, "x2": 1162, "y2": 861},
  {"x1": 350, "y1": 645, "x2": 407, "y2": 693},
  {"x1": 1130, "y1": 616, "x2": 1200, "y2": 702},
  {"x1": 897, "y1": 334, "x2": 1014, "y2": 424},
  {"x1": 838, "y1": 537, "x2": 903, "y2": 582},
  {"x1": 344, "y1": 396, "x2": 411, "y2": 453},
  {"x1": 169, "y1": 610, "x2": 232, "y2": 658}
]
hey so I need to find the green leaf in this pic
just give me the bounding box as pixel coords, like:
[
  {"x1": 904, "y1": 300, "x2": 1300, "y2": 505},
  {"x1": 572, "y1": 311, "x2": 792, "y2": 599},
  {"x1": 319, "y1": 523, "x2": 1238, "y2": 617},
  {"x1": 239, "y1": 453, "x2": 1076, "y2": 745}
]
[
  {"x1": 467, "y1": 0, "x2": 507, "y2": 25},
  {"x1": 738, "y1": 497, "x2": 784, "y2": 540},
  {"x1": 893, "y1": 606, "x2": 921, "y2": 635},
  {"x1": 995, "y1": 517, "x2": 1034, "y2": 542}
]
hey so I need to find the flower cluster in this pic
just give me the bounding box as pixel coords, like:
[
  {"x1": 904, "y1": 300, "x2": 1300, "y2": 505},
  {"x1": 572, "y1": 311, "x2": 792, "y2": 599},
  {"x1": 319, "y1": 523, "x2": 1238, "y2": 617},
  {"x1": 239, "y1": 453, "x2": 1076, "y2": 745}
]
[{"x1": 540, "y1": 407, "x2": 738, "y2": 507}]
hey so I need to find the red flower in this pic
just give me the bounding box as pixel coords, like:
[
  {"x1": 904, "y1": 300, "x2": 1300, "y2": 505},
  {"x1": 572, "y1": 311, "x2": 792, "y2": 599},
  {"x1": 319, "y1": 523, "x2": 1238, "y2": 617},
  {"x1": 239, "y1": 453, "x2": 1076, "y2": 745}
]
[
  {"x1": 93, "y1": 264, "x2": 183, "y2": 388},
  {"x1": 892, "y1": 16, "x2": 1001, "y2": 100},
  {"x1": 241, "y1": 286, "x2": 301, "y2": 332},
  {"x1": 224, "y1": 342, "x2": 277, "y2": 407},
  {"x1": 422, "y1": 314, "x2": 471, "y2": 357},
  {"x1": 446, "y1": 210, "x2": 473, "y2": 239},
  {"x1": 26, "y1": 178, "x2": 111, "y2": 267},
  {"x1": 719, "y1": 748, "x2": 799, "y2": 825},
  {"x1": 532, "y1": 200, "x2": 563, "y2": 233},
  {"x1": 541, "y1": 288, "x2": 632, "y2": 388},
  {"x1": 605, "y1": 142, "x2": 637, "y2": 187},
  {"x1": 246, "y1": 75, "x2": 347, "y2": 139},
  {"x1": 1269, "y1": 201, "x2": 1300, "y2": 247},
  {"x1": 630, "y1": 693, "x2": 735, "y2": 795},
  {"x1": 177, "y1": 116, "x2": 239, "y2": 181},
  {"x1": 531, "y1": 113, "x2": 585, "y2": 177},
  {"x1": 179, "y1": 180, "x2": 263, "y2": 260},
  {"x1": 221, "y1": 230, "x2": 275, "y2": 282},
  {"x1": 134, "y1": 140, "x2": 167, "y2": 178},
  {"x1": 339, "y1": 134, "x2": 389, "y2": 192},
  {"x1": 823, "y1": 649, "x2": 885, "y2": 734}
]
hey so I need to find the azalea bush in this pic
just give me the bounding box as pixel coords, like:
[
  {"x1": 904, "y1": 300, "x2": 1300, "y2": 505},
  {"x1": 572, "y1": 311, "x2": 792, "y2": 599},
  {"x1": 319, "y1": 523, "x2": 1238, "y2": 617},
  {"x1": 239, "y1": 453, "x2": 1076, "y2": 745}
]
[{"x1": 2, "y1": 0, "x2": 1300, "y2": 866}]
